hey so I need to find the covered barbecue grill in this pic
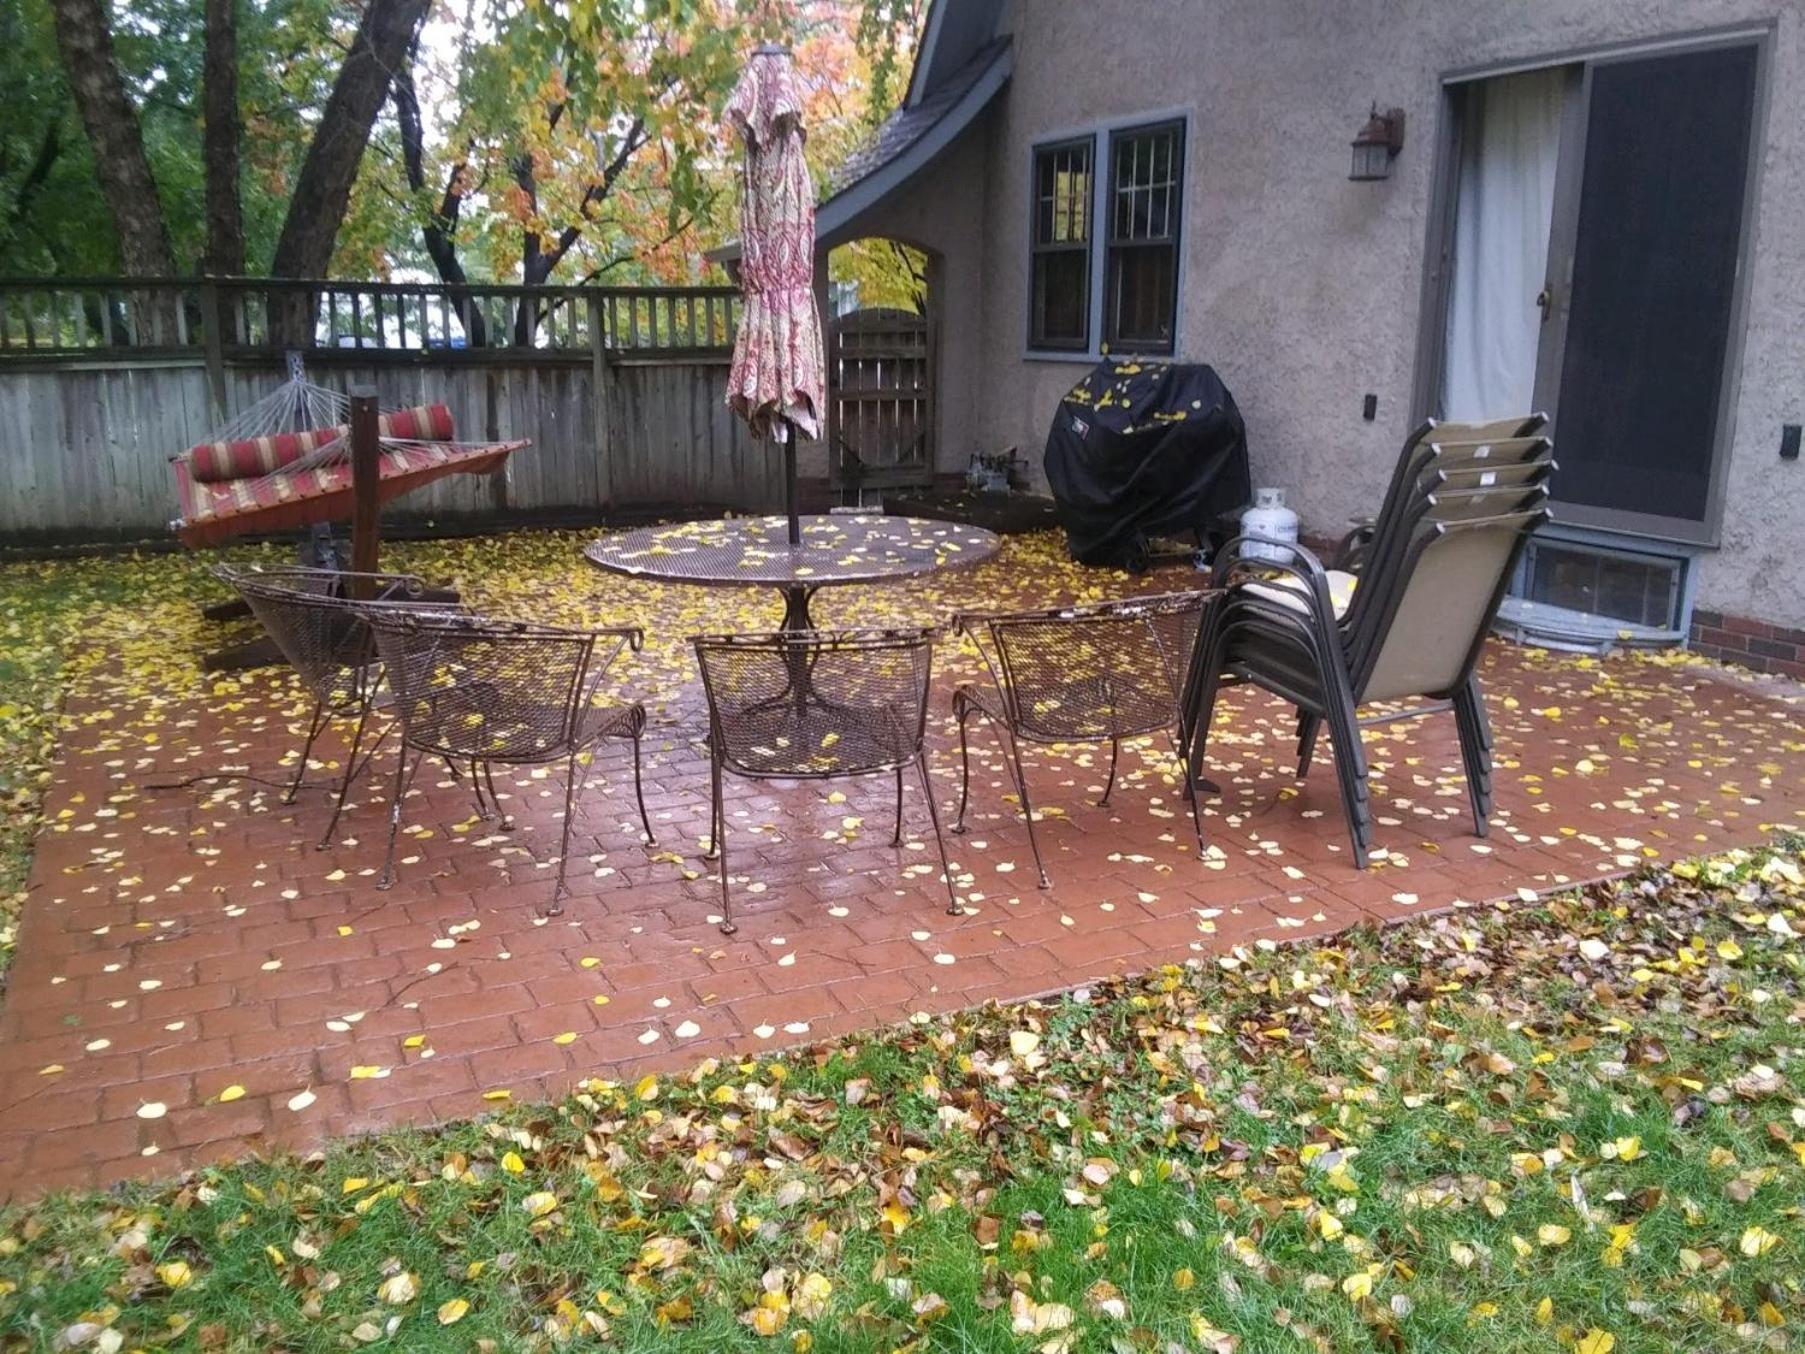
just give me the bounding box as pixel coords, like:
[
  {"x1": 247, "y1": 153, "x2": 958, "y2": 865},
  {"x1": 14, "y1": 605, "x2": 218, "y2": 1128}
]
[{"x1": 1043, "y1": 359, "x2": 1251, "y2": 571}]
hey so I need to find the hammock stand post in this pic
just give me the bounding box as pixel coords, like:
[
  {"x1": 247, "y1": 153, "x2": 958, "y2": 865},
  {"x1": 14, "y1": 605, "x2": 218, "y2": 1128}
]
[{"x1": 347, "y1": 388, "x2": 381, "y2": 599}]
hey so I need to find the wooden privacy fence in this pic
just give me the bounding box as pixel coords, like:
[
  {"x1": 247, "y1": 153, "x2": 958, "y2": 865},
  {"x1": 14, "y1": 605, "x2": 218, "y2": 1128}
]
[{"x1": 0, "y1": 276, "x2": 788, "y2": 546}]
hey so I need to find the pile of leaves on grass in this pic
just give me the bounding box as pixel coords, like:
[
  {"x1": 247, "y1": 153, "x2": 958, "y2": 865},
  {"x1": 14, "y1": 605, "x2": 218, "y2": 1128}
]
[{"x1": 2, "y1": 838, "x2": 1801, "y2": 1353}]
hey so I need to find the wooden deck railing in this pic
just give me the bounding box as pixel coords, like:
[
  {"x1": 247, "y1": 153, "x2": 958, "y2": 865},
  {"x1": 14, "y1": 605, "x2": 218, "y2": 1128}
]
[{"x1": 0, "y1": 277, "x2": 741, "y2": 360}]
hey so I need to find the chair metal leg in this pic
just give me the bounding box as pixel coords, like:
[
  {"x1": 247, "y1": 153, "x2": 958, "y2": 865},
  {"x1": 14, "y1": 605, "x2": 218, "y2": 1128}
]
[
  {"x1": 1185, "y1": 636, "x2": 1231, "y2": 801},
  {"x1": 628, "y1": 721, "x2": 656, "y2": 846},
  {"x1": 547, "y1": 748, "x2": 585, "y2": 919},
  {"x1": 376, "y1": 745, "x2": 420, "y2": 890},
  {"x1": 914, "y1": 752, "x2": 960, "y2": 915},
  {"x1": 285, "y1": 699, "x2": 328, "y2": 804},
  {"x1": 891, "y1": 766, "x2": 905, "y2": 847},
  {"x1": 1296, "y1": 712, "x2": 1322, "y2": 778},
  {"x1": 483, "y1": 760, "x2": 510, "y2": 829},
  {"x1": 711, "y1": 753, "x2": 735, "y2": 935},
  {"x1": 1319, "y1": 699, "x2": 1371, "y2": 867},
  {"x1": 471, "y1": 757, "x2": 493, "y2": 820},
  {"x1": 1452, "y1": 681, "x2": 1492, "y2": 837},
  {"x1": 1098, "y1": 735, "x2": 1120, "y2": 807},
  {"x1": 319, "y1": 699, "x2": 374, "y2": 849},
  {"x1": 705, "y1": 741, "x2": 722, "y2": 862},
  {"x1": 951, "y1": 697, "x2": 974, "y2": 834},
  {"x1": 1165, "y1": 730, "x2": 1207, "y2": 860},
  {"x1": 997, "y1": 723, "x2": 1051, "y2": 890}
]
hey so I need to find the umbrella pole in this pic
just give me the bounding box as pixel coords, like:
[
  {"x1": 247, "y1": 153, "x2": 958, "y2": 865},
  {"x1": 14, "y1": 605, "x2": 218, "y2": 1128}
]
[
  {"x1": 349, "y1": 387, "x2": 382, "y2": 599},
  {"x1": 782, "y1": 415, "x2": 800, "y2": 545}
]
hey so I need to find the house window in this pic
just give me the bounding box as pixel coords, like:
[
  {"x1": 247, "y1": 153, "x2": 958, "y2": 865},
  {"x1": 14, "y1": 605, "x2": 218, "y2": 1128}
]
[
  {"x1": 1030, "y1": 136, "x2": 1093, "y2": 350},
  {"x1": 1028, "y1": 118, "x2": 1185, "y2": 356},
  {"x1": 1104, "y1": 120, "x2": 1183, "y2": 353}
]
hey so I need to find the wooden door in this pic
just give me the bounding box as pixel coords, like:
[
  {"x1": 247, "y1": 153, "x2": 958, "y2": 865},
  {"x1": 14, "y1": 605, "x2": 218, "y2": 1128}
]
[{"x1": 827, "y1": 306, "x2": 935, "y2": 494}]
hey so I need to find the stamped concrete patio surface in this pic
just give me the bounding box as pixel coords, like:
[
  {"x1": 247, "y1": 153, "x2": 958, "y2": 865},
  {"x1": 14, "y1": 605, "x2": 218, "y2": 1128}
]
[{"x1": 2, "y1": 534, "x2": 1802, "y2": 1197}]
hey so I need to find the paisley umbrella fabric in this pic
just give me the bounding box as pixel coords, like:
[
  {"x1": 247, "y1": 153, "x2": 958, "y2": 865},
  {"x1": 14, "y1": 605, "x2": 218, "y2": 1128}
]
[{"x1": 723, "y1": 46, "x2": 824, "y2": 442}]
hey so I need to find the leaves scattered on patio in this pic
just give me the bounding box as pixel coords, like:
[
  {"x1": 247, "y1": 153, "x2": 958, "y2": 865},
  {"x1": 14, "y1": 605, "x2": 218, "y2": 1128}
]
[
  {"x1": 1, "y1": 839, "x2": 1801, "y2": 1351},
  {"x1": 3, "y1": 526, "x2": 1799, "y2": 999},
  {"x1": 0, "y1": 528, "x2": 1132, "y2": 987}
]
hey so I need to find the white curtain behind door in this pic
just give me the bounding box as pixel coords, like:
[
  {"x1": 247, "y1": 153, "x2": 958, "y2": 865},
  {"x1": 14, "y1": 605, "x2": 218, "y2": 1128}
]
[{"x1": 1443, "y1": 69, "x2": 1565, "y2": 422}]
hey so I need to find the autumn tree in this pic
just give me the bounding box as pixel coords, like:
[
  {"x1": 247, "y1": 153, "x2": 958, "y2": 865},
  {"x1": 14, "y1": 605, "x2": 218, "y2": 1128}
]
[
  {"x1": 39, "y1": 0, "x2": 424, "y2": 285},
  {"x1": 47, "y1": 0, "x2": 175, "y2": 277},
  {"x1": 268, "y1": 0, "x2": 429, "y2": 280},
  {"x1": 390, "y1": 0, "x2": 771, "y2": 344},
  {"x1": 202, "y1": 0, "x2": 245, "y2": 277}
]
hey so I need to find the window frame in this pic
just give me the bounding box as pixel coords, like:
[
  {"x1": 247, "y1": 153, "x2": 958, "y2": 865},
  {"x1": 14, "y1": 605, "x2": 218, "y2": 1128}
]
[
  {"x1": 1027, "y1": 134, "x2": 1097, "y2": 352},
  {"x1": 1101, "y1": 118, "x2": 1186, "y2": 355},
  {"x1": 1025, "y1": 110, "x2": 1190, "y2": 361}
]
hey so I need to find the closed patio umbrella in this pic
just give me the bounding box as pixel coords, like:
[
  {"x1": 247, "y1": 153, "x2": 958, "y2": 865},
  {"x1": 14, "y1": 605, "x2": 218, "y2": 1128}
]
[{"x1": 724, "y1": 42, "x2": 824, "y2": 546}]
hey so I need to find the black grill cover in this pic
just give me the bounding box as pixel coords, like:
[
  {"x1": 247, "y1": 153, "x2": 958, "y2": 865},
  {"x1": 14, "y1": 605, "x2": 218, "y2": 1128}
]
[{"x1": 1043, "y1": 360, "x2": 1250, "y2": 571}]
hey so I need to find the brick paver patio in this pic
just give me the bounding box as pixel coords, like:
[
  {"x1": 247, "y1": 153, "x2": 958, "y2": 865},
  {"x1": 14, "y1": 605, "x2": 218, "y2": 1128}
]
[{"x1": 2, "y1": 553, "x2": 1802, "y2": 1198}]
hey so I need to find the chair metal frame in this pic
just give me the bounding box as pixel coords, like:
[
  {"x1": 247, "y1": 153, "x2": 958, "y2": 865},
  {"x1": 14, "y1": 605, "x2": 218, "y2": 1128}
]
[
  {"x1": 951, "y1": 591, "x2": 1211, "y2": 888},
  {"x1": 361, "y1": 608, "x2": 654, "y2": 913},
  {"x1": 1182, "y1": 418, "x2": 1553, "y2": 865},
  {"x1": 214, "y1": 563, "x2": 453, "y2": 847},
  {"x1": 691, "y1": 627, "x2": 957, "y2": 935}
]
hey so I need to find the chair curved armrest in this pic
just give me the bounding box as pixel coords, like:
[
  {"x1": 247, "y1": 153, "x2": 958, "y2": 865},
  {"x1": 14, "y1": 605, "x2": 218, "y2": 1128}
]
[
  {"x1": 1210, "y1": 535, "x2": 1341, "y2": 628},
  {"x1": 1332, "y1": 523, "x2": 1375, "y2": 573},
  {"x1": 587, "y1": 624, "x2": 646, "y2": 653}
]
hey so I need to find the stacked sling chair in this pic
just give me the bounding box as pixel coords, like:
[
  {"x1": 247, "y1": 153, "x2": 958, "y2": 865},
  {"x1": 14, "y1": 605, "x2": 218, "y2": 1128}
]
[{"x1": 1182, "y1": 415, "x2": 1553, "y2": 865}]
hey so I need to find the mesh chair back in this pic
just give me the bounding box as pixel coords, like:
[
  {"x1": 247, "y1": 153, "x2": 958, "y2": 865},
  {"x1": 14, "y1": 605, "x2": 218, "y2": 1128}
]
[
  {"x1": 1361, "y1": 509, "x2": 1547, "y2": 703},
  {"x1": 219, "y1": 566, "x2": 439, "y2": 708},
  {"x1": 693, "y1": 630, "x2": 932, "y2": 778},
  {"x1": 367, "y1": 611, "x2": 611, "y2": 762},
  {"x1": 979, "y1": 593, "x2": 1207, "y2": 740}
]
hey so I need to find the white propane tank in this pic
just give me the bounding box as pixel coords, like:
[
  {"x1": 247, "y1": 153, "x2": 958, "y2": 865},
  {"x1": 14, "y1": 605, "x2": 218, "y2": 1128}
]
[{"x1": 1241, "y1": 487, "x2": 1298, "y2": 564}]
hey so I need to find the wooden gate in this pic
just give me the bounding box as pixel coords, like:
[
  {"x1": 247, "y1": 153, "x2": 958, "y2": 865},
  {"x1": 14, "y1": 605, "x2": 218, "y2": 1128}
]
[{"x1": 827, "y1": 306, "x2": 935, "y2": 495}]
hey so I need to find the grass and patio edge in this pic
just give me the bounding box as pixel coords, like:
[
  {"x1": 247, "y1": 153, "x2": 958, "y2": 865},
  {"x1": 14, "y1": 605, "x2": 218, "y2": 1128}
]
[{"x1": 2, "y1": 837, "x2": 1800, "y2": 1353}]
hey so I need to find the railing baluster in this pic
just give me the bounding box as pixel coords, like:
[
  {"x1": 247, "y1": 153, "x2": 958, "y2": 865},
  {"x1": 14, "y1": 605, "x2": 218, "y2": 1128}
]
[{"x1": 0, "y1": 278, "x2": 740, "y2": 357}]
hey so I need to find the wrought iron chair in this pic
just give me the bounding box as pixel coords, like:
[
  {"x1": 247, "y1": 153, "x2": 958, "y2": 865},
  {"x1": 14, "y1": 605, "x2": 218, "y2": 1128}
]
[
  {"x1": 214, "y1": 564, "x2": 453, "y2": 847},
  {"x1": 951, "y1": 591, "x2": 1211, "y2": 888},
  {"x1": 692, "y1": 628, "x2": 956, "y2": 934},
  {"x1": 361, "y1": 609, "x2": 653, "y2": 912}
]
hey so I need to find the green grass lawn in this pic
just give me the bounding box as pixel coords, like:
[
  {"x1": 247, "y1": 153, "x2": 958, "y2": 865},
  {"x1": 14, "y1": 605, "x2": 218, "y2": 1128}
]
[{"x1": 2, "y1": 839, "x2": 1801, "y2": 1353}]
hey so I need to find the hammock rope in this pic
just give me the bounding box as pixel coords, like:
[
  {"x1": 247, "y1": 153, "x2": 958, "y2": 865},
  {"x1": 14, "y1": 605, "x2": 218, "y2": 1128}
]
[
  {"x1": 170, "y1": 354, "x2": 528, "y2": 548},
  {"x1": 190, "y1": 353, "x2": 352, "y2": 449}
]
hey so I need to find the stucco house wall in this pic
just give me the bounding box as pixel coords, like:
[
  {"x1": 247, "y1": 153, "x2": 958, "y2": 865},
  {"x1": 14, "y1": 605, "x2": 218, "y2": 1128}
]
[{"x1": 925, "y1": 0, "x2": 1805, "y2": 630}]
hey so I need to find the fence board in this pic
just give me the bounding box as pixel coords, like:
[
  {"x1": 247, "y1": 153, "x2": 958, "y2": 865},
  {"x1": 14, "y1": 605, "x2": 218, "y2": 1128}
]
[
  {"x1": 1, "y1": 353, "x2": 779, "y2": 544},
  {"x1": 0, "y1": 277, "x2": 789, "y2": 545}
]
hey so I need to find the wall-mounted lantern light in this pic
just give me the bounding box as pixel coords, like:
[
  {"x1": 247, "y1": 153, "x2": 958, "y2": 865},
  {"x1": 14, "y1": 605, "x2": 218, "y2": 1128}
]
[{"x1": 1350, "y1": 104, "x2": 1406, "y2": 181}]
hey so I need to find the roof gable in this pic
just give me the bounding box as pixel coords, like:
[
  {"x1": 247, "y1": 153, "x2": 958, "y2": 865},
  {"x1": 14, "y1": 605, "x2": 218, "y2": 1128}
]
[{"x1": 905, "y1": 0, "x2": 1006, "y2": 107}]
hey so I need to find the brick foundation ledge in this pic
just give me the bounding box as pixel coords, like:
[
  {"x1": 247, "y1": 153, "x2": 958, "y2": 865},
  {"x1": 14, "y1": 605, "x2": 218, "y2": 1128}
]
[{"x1": 1690, "y1": 609, "x2": 1805, "y2": 680}]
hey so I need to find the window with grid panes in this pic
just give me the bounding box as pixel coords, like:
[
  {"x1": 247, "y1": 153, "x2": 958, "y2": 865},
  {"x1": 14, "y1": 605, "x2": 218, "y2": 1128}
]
[
  {"x1": 1103, "y1": 120, "x2": 1183, "y2": 353},
  {"x1": 1029, "y1": 136, "x2": 1094, "y2": 350}
]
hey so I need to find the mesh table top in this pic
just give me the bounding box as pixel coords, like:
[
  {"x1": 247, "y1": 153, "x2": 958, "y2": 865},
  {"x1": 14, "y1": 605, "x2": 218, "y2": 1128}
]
[{"x1": 584, "y1": 515, "x2": 1001, "y2": 589}]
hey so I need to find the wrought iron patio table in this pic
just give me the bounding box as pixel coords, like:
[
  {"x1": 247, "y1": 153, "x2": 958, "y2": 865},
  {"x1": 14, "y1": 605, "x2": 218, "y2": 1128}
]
[{"x1": 583, "y1": 514, "x2": 1001, "y2": 631}]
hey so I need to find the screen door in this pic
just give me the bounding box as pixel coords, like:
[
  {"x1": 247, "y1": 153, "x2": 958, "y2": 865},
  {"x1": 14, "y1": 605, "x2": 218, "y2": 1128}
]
[{"x1": 1439, "y1": 37, "x2": 1762, "y2": 543}]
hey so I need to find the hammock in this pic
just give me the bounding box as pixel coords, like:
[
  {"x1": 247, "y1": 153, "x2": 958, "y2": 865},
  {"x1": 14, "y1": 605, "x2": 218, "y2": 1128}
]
[{"x1": 170, "y1": 358, "x2": 528, "y2": 548}]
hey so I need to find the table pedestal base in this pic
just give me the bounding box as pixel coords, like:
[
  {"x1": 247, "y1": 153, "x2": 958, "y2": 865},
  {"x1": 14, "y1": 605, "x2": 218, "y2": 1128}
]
[{"x1": 779, "y1": 584, "x2": 818, "y2": 632}]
